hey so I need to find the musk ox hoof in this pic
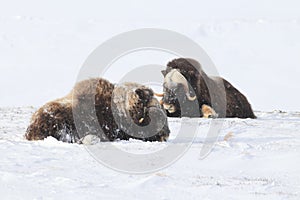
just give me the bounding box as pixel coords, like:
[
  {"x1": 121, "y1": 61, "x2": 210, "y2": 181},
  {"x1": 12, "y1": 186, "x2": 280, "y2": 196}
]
[{"x1": 25, "y1": 78, "x2": 170, "y2": 143}]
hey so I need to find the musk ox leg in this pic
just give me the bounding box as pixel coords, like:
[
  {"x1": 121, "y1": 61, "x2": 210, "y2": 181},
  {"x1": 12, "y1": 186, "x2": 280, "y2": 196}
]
[
  {"x1": 201, "y1": 104, "x2": 218, "y2": 118},
  {"x1": 25, "y1": 101, "x2": 78, "y2": 143}
]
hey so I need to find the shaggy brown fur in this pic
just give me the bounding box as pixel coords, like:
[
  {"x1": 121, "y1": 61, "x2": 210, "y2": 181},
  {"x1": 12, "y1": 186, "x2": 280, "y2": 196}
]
[
  {"x1": 25, "y1": 78, "x2": 170, "y2": 143},
  {"x1": 161, "y1": 58, "x2": 256, "y2": 118}
]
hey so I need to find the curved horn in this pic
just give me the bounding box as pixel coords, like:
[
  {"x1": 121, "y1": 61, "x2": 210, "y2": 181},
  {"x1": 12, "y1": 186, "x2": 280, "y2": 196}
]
[
  {"x1": 154, "y1": 93, "x2": 164, "y2": 97},
  {"x1": 166, "y1": 69, "x2": 197, "y2": 101}
]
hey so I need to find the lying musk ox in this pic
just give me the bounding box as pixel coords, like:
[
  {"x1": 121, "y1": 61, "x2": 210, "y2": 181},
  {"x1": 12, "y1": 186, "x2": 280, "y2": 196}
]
[
  {"x1": 25, "y1": 78, "x2": 170, "y2": 143},
  {"x1": 157, "y1": 58, "x2": 256, "y2": 118}
]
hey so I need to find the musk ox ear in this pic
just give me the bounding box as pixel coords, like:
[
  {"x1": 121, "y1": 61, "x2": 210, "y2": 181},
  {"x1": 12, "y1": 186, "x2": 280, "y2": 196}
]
[
  {"x1": 135, "y1": 88, "x2": 153, "y2": 101},
  {"x1": 161, "y1": 70, "x2": 167, "y2": 77}
]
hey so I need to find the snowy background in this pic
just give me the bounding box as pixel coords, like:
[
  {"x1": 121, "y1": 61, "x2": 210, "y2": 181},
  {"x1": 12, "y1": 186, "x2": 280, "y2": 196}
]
[
  {"x1": 0, "y1": 0, "x2": 300, "y2": 111},
  {"x1": 0, "y1": 0, "x2": 300, "y2": 199}
]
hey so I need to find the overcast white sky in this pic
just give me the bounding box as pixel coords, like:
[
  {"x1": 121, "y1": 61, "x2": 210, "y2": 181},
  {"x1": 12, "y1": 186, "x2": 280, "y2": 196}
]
[
  {"x1": 0, "y1": 0, "x2": 300, "y2": 111},
  {"x1": 1, "y1": 0, "x2": 300, "y2": 20}
]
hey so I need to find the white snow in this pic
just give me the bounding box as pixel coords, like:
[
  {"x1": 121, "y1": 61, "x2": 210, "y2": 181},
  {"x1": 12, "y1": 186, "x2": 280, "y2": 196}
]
[
  {"x1": 1, "y1": 0, "x2": 300, "y2": 199},
  {"x1": 0, "y1": 107, "x2": 299, "y2": 199}
]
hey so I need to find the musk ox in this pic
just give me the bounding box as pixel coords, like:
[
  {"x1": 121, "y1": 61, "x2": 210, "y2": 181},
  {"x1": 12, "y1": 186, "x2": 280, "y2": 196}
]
[
  {"x1": 25, "y1": 78, "x2": 170, "y2": 143},
  {"x1": 157, "y1": 58, "x2": 256, "y2": 118}
]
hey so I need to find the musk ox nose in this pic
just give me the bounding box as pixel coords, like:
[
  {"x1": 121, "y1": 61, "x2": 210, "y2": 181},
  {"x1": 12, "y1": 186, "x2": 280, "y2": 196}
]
[
  {"x1": 147, "y1": 107, "x2": 167, "y2": 125},
  {"x1": 139, "y1": 106, "x2": 168, "y2": 138},
  {"x1": 120, "y1": 105, "x2": 168, "y2": 140},
  {"x1": 162, "y1": 96, "x2": 174, "y2": 105}
]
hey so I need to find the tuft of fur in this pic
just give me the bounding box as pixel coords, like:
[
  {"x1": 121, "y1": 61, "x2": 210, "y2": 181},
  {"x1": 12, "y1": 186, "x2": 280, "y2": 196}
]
[
  {"x1": 161, "y1": 58, "x2": 256, "y2": 118},
  {"x1": 201, "y1": 104, "x2": 218, "y2": 118},
  {"x1": 25, "y1": 78, "x2": 170, "y2": 143}
]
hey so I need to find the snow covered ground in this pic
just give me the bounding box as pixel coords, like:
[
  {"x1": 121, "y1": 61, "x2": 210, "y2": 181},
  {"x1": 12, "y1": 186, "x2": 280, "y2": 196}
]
[
  {"x1": 0, "y1": 107, "x2": 299, "y2": 199},
  {"x1": 1, "y1": 0, "x2": 300, "y2": 199},
  {"x1": 1, "y1": 1, "x2": 300, "y2": 111}
]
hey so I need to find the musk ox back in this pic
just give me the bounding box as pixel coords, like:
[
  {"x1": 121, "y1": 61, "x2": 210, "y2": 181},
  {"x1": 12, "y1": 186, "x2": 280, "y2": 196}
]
[
  {"x1": 25, "y1": 78, "x2": 170, "y2": 143},
  {"x1": 159, "y1": 58, "x2": 256, "y2": 118}
]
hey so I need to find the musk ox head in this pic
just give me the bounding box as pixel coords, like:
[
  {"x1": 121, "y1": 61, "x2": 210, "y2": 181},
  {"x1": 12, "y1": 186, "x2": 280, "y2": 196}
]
[
  {"x1": 112, "y1": 83, "x2": 170, "y2": 141},
  {"x1": 155, "y1": 58, "x2": 207, "y2": 117},
  {"x1": 156, "y1": 68, "x2": 198, "y2": 116}
]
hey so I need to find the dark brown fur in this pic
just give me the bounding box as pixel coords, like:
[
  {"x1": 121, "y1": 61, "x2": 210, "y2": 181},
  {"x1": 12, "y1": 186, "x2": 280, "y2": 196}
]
[
  {"x1": 161, "y1": 58, "x2": 256, "y2": 118},
  {"x1": 25, "y1": 78, "x2": 170, "y2": 143}
]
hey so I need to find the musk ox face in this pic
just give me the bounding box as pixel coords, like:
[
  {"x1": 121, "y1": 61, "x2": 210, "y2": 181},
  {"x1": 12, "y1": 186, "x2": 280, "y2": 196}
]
[
  {"x1": 161, "y1": 82, "x2": 182, "y2": 114},
  {"x1": 112, "y1": 83, "x2": 170, "y2": 141},
  {"x1": 159, "y1": 69, "x2": 198, "y2": 117}
]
